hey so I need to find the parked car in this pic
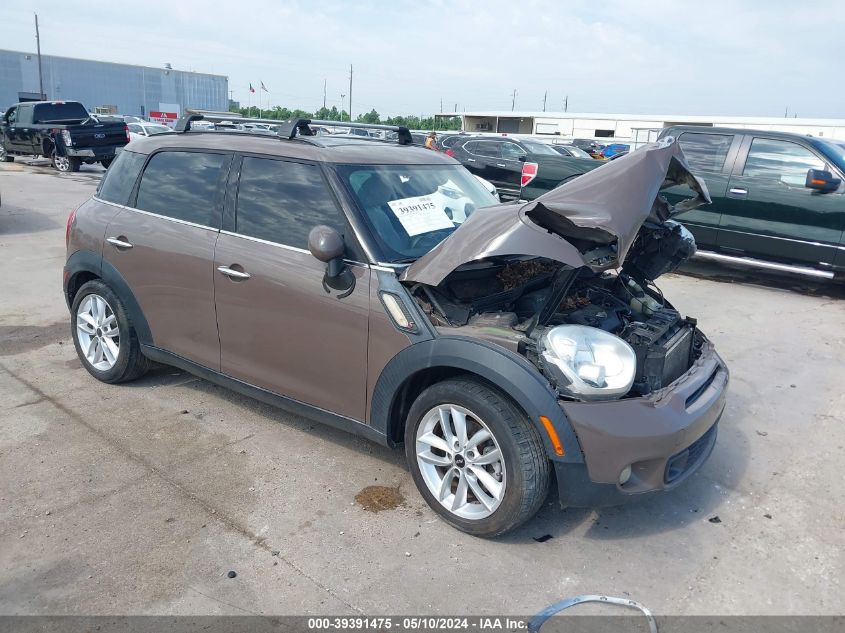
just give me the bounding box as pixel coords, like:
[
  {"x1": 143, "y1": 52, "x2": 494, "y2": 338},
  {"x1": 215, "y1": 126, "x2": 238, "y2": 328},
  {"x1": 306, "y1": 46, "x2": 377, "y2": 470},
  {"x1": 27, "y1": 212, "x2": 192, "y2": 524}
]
[
  {"x1": 548, "y1": 144, "x2": 594, "y2": 159},
  {"x1": 127, "y1": 122, "x2": 174, "y2": 142},
  {"x1": 64, "y1": 124, "x2": 727, "y2": 537},
  {"x1": 0, "y1": 100, "x2": 129, "y2": 171},
  {"x1": 660, "y1": 126, "x2": 845, "y2": 280},
  {"x1": 570, "y1": 139, "x2": 607, "y2": 159},
  {"x1": 435, "y1": 132, "x2": 472, "y2": 151},
  {"x1": 448, "y1": 136, "x2": 600, "y2": 199},
  {"x1": 601, "y1": 143, "x2": 630, "y2": 159}
]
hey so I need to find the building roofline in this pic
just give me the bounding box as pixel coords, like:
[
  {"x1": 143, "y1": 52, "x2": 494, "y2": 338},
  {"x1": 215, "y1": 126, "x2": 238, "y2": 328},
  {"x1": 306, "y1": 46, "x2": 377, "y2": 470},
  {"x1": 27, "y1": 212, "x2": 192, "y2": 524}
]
[
  {"x1": 438, "y1": 111, "x2": 845, "y2": 126},
  {"x1": 0, "y1": 49, "x2": 227, "y2": 80}
]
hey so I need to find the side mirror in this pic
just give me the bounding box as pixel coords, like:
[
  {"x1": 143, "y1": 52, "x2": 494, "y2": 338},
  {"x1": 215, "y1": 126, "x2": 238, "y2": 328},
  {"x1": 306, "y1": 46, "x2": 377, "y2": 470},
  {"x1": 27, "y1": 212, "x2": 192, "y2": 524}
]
[
  {"x1": 518, "y1": 155, "x2": 527, "y2": 162},
  {"x1": 806, "y1": 168, "x2": 841, "y2": 193},
  {"x1": 308, "y1": 225, "x2": 355, "y2": 297}
]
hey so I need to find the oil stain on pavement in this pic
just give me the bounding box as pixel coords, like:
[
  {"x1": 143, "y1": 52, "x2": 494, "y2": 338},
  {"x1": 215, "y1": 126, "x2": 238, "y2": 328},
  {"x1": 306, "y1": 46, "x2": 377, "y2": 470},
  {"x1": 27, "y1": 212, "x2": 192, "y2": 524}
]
[
  {"x1": 0, "y1": 322, "x2": 68, "y2": 356},
  {"x1": 355, "y1": 486, "x2": 405, "y2": 513}
]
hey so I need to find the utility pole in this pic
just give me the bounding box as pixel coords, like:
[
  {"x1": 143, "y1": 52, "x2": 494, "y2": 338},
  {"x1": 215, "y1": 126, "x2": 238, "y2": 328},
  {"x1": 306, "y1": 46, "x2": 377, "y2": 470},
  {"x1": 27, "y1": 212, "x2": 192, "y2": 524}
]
[
  {"x1": 511, "y1": 89, "x2": 517, "y2": 111},
  {"x1": 784, "y1": 106, "x2": 788, "y2": 118},
  {"x1": 323, "y1": 79, "x2": 327, "y2": 109},
  {"x1": 340, "y1": 94, "x2": 346, "y2": 121},
  {"x1": 34, "y1": 13, "x2": 44, "y2": 99},
  {"x1": 440, "y1": 98, "x2": 443, "y2": 114},
  {"x1": 543, "y1": 90, "x2": 547, "y2": 112},
  {"x1": 564, "y1": 95, "x2": 568, "y2": 112},
  {"x1": 348, "y1": 64, "x2": 353, "y2": 122}
]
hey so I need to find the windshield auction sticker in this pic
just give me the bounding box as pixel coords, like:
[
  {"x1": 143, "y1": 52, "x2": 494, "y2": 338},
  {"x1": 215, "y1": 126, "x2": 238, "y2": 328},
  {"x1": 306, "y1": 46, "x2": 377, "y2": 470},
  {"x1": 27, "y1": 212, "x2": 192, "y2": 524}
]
[{"x1": 387, "y1": 195, "x2": 454, "y2": 237}]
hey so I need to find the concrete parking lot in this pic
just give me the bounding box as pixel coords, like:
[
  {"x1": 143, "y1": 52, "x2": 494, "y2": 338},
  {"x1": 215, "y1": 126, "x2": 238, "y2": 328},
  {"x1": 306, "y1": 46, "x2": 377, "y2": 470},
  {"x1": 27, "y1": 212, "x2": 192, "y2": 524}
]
[{"x1": 0, "y1": 160, "x2": 843, "y2": 618}]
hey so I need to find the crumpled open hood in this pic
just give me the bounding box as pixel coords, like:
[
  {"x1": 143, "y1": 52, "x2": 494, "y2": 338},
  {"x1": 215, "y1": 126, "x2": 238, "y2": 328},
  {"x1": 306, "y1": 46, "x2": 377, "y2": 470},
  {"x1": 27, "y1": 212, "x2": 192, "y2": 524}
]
[{"x1": 401, "y1": 137, "x2": 711, "y2": 287}]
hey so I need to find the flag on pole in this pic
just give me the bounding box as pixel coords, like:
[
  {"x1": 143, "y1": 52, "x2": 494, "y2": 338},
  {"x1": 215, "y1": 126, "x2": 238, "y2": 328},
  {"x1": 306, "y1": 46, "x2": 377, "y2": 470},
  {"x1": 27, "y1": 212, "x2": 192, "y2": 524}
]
[
  {"x1": 260, "y1": 81, "x2": 268, "y2": 92},
  {"x1": 249, "y1": 83, "x2": 256, "y2": 93}
]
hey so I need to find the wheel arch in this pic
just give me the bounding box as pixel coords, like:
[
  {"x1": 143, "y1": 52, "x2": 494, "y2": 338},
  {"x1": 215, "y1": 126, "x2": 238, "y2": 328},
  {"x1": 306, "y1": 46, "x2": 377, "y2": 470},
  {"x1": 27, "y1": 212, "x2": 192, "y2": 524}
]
[
  {"x1": 369, "y1": 336, "x2": 582, "y2": 462},
  {"x1": 64, "y1": 249, "x2": 153, "y2": 346},
  {"x1": 41, "y1": 136, "x2": 55, "y2": 157}
]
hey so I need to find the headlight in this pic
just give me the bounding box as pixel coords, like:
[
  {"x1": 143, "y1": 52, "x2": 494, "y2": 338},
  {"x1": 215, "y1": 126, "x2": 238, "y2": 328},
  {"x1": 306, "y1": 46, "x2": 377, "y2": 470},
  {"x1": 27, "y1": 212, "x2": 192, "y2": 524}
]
[
  {"x1": 540, "y1": 325, "x2": 636, "y2": 401},
  {"x1": 61, "y1": 129, "x2": 73, "y2": 147}
]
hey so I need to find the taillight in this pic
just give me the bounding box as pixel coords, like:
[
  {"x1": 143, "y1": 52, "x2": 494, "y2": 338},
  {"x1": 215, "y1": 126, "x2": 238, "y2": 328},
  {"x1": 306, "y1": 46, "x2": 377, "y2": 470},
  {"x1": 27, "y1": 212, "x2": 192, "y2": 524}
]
[
  {"x1": 66, "y1": 207, "x2": 77, "y2": 247},
  {"x1": 521, "y1": 162, "x2": 538, "y2": 188},
  {"x1": 124, "y1": 124, "x2": 130, "y2": 143},
  {"x1": 445, "y1": 149, "x2": 455, "y2": 157}
]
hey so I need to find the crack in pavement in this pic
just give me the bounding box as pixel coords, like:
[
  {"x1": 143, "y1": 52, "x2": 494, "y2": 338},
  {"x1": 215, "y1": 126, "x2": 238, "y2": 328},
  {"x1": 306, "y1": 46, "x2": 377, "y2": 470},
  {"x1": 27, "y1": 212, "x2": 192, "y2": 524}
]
[{"x1": 0, "y1": 360, "x2": 363, "y2": 614}]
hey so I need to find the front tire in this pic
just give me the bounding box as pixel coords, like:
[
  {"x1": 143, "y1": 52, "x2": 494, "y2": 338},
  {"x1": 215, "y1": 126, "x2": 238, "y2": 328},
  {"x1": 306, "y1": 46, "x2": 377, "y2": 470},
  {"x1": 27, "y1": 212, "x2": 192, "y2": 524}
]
[
  {"x1": 405, "y1": 377, "x2": 550, "y2": 537},
  {"x1": 0, "y1": 145, "x2": 13, "y2": 162},
  {"x1": 100, "y1": 158, "x2": 113, "y2": 169},
  {"x1": 71, "y1": 280, "x2": 150, "y2": 384}
]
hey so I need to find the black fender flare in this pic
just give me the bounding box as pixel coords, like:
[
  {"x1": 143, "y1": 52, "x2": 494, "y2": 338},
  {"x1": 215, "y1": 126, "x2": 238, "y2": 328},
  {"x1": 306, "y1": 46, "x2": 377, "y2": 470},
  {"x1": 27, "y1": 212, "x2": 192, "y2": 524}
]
[
  {"x1": 369, "y1": 336, "x2": 582, "y2": 463},
  {"x1": 64, "y1": 249, "x2": 153, "y2": 346}
]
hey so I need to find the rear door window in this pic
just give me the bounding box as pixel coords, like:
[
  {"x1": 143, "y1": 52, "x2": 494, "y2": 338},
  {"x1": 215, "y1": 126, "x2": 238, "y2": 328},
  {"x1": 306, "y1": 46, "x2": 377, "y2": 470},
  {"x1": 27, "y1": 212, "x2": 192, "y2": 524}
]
[
  {"x1": 97, "y1": 150, "x2": 146, "y2": 205},
  {"x1": 501, "y1": 142, "x2": 527, "y2": 160},
  {"x1": 135, "y1": 151, "x2": 229, "y2": 226},
  {"x1": 234, "y1": 156, "x2": 346, "y2": 249},
  {"x1": 16, "y1": 105, "x2": 33, "y2": 126},
  {"x1": 742, "y1": 138, "x2": 826, "y2": 186},
  {"x1": 677, "y1": 132, "x2": 734, "y2": 172},
  {"x1": 473, "y1": 141, "x2": 501, "y2": 158}
]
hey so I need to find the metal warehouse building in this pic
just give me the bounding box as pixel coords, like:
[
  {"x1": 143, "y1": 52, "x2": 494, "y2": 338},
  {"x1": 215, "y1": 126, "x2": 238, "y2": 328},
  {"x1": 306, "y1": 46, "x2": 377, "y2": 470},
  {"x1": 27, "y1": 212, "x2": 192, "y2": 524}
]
[
  {"x1": 0, "y1": 49, "x2": 228, "y2": 119},
  {"x1": 447, "y1": 111, "x2": 845, "y2": 146}
]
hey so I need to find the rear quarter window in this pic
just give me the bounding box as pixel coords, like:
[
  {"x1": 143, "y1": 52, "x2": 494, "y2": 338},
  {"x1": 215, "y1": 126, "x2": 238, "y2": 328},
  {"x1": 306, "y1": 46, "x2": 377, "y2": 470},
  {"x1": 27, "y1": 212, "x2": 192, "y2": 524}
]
[
  {"x1": 97, "y1": 150, "x2": 146, "y2": 205},
  {"x1": 677, "y1": 132, "x2": 734, "y2": 172},
  {"x1": 135, "y1": 151, "x2": 229, "y2": 226}
]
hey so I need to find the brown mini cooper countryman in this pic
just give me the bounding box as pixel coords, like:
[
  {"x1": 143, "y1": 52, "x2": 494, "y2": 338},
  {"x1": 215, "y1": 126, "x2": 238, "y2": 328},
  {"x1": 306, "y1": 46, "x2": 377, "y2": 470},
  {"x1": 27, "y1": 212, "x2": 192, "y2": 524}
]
[{"x1": 64, "y1": 117, "x2": 728, "y2": 536}]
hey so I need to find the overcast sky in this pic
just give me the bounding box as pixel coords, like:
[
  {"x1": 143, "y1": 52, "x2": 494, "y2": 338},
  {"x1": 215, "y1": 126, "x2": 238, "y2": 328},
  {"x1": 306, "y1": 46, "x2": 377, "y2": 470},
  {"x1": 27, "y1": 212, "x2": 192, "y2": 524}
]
[{"x1": 5, "y1": 0, "x2": 844, "y2": 119}]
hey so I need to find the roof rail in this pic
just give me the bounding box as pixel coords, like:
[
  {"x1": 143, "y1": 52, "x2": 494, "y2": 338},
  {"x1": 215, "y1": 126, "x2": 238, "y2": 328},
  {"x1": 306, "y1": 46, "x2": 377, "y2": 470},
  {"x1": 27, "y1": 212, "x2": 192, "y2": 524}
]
[
  {"x1": 175, "y1": 110, "x2": 413, "y2": 145},
  {"x1": 278, "y1": 118, "x2": 413, "y2": 145},
  {"x1": 175, "y1": 109, "x2": 278, "y2": 132}
]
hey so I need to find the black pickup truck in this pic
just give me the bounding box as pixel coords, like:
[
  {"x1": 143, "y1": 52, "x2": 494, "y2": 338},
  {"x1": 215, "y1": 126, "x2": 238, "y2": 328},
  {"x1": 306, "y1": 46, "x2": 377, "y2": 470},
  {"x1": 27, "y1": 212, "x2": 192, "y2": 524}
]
[
  {"x1": 0, "y1": 101, "x2": 129, "y2": 172},
  {"x1": 660, "y1": 126, "x2": 845, "y2": 281}
]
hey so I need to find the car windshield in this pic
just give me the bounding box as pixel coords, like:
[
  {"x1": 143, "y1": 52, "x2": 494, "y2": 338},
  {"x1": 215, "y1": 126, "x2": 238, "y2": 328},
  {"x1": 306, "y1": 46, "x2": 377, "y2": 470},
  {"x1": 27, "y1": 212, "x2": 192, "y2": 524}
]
[
  {"x1": 816, "y1": 139, "x2": 845, "y2": 173},
  {"x1": 563, "y1": 146, "x2": 592, "y2": 159},
  {"x1": 521, "y1": 141, "x2": 559, "y2": 156},
  {"x1": 336, "y1": 164, "x2": 499, "y2": 262},
  {"x1": 145, "y1": 125, "x2": 172, "y2": 135}
]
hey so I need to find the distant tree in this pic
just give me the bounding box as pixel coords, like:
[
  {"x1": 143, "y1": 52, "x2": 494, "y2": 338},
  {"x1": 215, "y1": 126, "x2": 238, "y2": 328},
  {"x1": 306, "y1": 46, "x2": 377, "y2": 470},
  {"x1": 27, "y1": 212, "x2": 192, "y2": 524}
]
[{"x1": 357, "y1": 109, "x2": 380, "y2": 124}]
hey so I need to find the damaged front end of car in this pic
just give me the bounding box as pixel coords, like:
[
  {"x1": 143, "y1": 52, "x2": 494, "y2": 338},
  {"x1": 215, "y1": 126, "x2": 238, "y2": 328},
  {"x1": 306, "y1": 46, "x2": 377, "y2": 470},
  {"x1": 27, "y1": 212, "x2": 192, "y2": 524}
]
[{"x1": 401, "y1": 138, "x2": 728, "y2": 503}]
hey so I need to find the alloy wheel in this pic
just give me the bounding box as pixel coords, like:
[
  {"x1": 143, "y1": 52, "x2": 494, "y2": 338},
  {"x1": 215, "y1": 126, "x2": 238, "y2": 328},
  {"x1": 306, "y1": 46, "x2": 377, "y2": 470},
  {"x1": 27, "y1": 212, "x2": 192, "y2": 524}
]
[
  {"x1": 415, "y1": 404, "x2": 506, "y2": 520},
  {"x1": 76, "y1": 294, "x2": 120, "y2": 371},
  {"x1": 53, "y1": 151, "x2": 70, "y2": 172}
]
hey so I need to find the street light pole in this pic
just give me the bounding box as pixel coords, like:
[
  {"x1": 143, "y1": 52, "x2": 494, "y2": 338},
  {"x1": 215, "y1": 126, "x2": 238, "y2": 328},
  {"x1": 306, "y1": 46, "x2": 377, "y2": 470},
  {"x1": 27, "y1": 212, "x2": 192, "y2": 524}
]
[{"x1": 34, "y1": 13, "x2": 44, "y2": 99}]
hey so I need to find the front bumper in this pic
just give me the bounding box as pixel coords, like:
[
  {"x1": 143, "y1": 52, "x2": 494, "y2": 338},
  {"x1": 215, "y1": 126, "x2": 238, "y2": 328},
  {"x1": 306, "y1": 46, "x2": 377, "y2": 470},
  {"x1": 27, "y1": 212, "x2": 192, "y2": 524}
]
[{"x1": 555, "y1": 340, "x2": 728, "y2": 507}]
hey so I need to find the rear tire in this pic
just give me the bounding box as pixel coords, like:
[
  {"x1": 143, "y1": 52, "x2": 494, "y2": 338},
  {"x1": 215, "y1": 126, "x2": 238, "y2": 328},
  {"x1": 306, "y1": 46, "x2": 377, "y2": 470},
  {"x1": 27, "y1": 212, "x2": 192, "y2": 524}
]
[
  {"x1": 71, "y1": 280, "x2": 150, "y2": 384},
  {"x1": 52, "y1": 150, "x2": 80, "y2": 172},
  {"x1": 100, "y1": 158, "x2": 114, "y2": 169},
  {"x1": 404, "y1": 377, "x2": 550, "y2": 537},
  {"x1": 0, "y1": 145, "x2": 12, "y2": 162}
]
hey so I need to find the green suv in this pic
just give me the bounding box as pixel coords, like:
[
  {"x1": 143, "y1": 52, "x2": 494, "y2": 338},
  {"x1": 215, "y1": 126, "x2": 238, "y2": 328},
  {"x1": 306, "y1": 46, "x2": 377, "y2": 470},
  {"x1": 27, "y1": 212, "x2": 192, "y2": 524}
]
[{"x1": 659, "y1": 126, "x2": 845, "y2": 280}]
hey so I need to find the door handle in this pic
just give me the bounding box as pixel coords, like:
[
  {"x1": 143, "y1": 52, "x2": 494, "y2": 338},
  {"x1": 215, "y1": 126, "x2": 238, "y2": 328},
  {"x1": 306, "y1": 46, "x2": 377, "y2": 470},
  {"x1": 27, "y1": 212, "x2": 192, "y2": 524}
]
[
  {"x1": 496, "y1": 163, "x2": 507, "y2": 168},
  {"x1": 728, "y1": 187, "x2": 748, "y2": 198},
  {"x1": 466, "y1": 158, "x2": 476, "y2": 162},
  {"x1": 217, "y1": 265, "x2": 251, "y2": 280},
  {"x1": 106, "y1": 236, "x2": 133, "y2": 249}
]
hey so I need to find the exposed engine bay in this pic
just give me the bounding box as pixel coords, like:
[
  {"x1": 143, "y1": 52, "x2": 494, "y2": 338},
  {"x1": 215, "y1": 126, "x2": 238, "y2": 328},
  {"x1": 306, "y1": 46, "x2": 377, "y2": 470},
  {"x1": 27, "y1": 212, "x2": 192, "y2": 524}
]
[
  {"x1": 401, "y1": 137, "x2": 713, "y2": 403},
  {"x1": 408, "y1": 221, "x2": 705, "y2": 401}
]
